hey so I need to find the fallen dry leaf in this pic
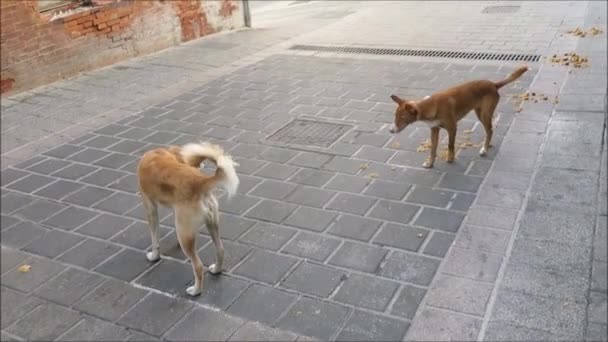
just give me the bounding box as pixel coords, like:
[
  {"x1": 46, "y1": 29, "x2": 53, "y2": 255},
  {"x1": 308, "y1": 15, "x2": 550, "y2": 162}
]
[
  {"x1": 391, "y1": 142, "x2": 401, "y2": 149},
  {"x1": 566, "y1": 26, "x2": 604, "y2": 38},
  {"x1": 514, "y1": 91, "x2": 557, "y2": 105},
  {"x1": 417, "y1": 140, "x2": 432, "y2": 152},
  {"x1": 549, "y1": 52, "x2": 589, "y2": 68},
  {"x1": 18, "y1": 264, "x2": 31, "y2": 273},
  {"x1": 359, "y1": 163, "x2": 369, "y2": 170},
  {"x1": 367, "y1": 172, "x2": 379, "y2": 179}
]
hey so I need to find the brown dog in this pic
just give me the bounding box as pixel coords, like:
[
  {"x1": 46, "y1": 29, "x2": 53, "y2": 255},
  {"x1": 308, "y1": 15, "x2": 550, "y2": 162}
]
[
  {"x1": 389, "y1": 66, "x2": 528, "y2": 168},
  {"x1": 137, "y1": 142, "x2": 239, "y2": 296}
]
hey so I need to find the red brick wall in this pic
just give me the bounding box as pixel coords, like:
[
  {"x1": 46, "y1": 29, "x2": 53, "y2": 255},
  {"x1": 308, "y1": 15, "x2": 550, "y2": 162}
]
[{"x1": 0, "y1": 0, "x2": 244, "y2": 95}]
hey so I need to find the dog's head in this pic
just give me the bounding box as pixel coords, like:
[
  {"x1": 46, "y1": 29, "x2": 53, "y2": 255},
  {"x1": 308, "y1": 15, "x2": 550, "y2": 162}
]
[{"x1": 389, "y1": 95, "x2": 418, "y2": 134}]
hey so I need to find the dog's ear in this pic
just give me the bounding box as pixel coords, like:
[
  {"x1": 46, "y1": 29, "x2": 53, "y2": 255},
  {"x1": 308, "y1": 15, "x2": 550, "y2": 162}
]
[
  {"x1": 390, "y1": 94, "x2": 404, "y2": 105},
  {"x1": 405, "y1": 103, "x2": 418, "y2": 116}
]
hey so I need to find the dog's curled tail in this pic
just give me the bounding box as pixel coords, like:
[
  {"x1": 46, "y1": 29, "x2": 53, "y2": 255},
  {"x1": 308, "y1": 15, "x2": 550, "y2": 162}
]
[
  {"x1": 495, "y1": 66, "x2": 529, "y2": 89},
  {"x1": 181, "y1": 142, "x2": 239, "y2": 198}
]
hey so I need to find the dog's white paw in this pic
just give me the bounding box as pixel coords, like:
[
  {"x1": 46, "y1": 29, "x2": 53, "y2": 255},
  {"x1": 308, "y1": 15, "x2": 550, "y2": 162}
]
[
  {"x1": 186, "y1": 285, "x2": 202, "y2": 297},
  {"x1": 422, "y1": 160, "x2": 434, "y2": 168},
  {"x1": 146, "y1": 251, "x2": 160, "y2": 262},
  {"x1": 479, "y1": 146, "x2": 487, "y2": 156},
  {"x1": 208, "y1": 263, "x2": 222, "y2": 275}
]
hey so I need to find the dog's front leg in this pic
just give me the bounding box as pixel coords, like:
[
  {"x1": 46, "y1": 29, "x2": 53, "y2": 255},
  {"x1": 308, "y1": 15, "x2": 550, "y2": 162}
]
[
  {"x1": 447, "y1": 126, "x2": 456, "y2": 163},
  {"x1": 423, "y1": 127, "x2": 440, "y2": 168}
]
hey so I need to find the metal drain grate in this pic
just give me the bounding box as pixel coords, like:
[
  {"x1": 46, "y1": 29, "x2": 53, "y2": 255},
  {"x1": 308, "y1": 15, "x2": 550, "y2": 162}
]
[
  {"x1": 289, "y1": 44, "x2": 540, "y2": 62},
  {"x1": 267, "y1": 119, "x2": 351, "y2": 147},
  {"x1": 482, "y1": 5, "x2": 520, "y2": 13}
]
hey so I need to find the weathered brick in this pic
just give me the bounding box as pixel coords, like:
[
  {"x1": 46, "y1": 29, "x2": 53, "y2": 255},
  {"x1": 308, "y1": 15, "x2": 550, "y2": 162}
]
[
  {"x1": 373, "y1": 223, "x2": 429, "y2": 252},
  {"x1": 34, "y1": 180, "x2": 84, "y2": 200},
  {"x1": 286, "y1": 186, "x2": 337, "y2": 208},
  {"x1": 337, "y1": 310, "x2": 409, "y2": 341},
  {"x1": 14, "y1": 199, "x2": 67, "y2": 223},
  {"x1": 282, "y1": 232, "x2": 341, "y2": 262},
  {"x1": 165, "y1": 307, "x2": 243, "y2": 341},
  {"x1": 329, "y1": 241, "x2": 387, "y2": 273},
  {"x1": 239, "y1": 222, "x2": 296, "y2": 251},
  {"x1": 250, "y1": 180, "x2": 297, "y2": 200},
  {"x1": 233, "y1": 250, "x2": 298, "y2": 285},
  {"x1": 1, "y1": 221, "x2": 48, "y2": 249},
  {"x1": 2, "y1": 256, "x2": 66, "y2": 293},
  {"x1": 95, "y1": 249, "x2": 153, "y2": 282},
  {"x1": 74, "y1": 278, "x2": 147, "y2": 321},
  {"x1": 119, "y1": 293, "x2": 193, "y2": 336},
  {"x1": 284, "y1": 206, "x2": 337, "y2": 232},
  {"x1": 1, "y1": 286, "x2": 44, "y2": 330},
  {"x1": 5, "y1": 303, "x2": 81, "y2": 341},
  {"x1": 326, "y1": 193, "x2": 377, "y2": 215},
  {"x1": 34, "y1": 268, "x2": 104, "y2": 306},
  {"x1": 328, "y1": 214, "x2": 381, "y2": 241},
  {"x1": 423, "y1": 231, "x2": 456, "y2": 257},
  {"x1": 227, "y1": 284, "x2": 297, "y2": 325},
  {"x1": 325, "y1": 174, "x2": 371, "y2": 193},
  {"x1": 23, "y1": 229, "x2": 84, "y2": 259},
  {"x1": 254, "y1": 163, "x2": 299, "y2": 180},
  {"x1": 245, "y1": 199, "x2": 297, "y2": 223},
  {"x1": 391, "y1": 285, "x2": 427, "y2": 319},
  {"x1": 406, "y1": 187, "x2": 454, "y2": 207},
  {"x1": 277, "y1": 297, "x2": 350, "y2": 340},
  {"x1": 368, "y1": 200, "x2": 419, "y2": 224},
  {"x1": 334, "y1": 274, "x2": 399, "y2": 311},
  {"x1": 380, "y1": 251, "x2": 440, "y2": 286},
  {"x1": 281, "y1": 262, "x2": 344, "y2": 297},
  {"x1": 6, "y1": 174, "x2": 55, "y2": 193},
  {"x1": 415, "y1": 207, "x2": 465, "y2": 232}
]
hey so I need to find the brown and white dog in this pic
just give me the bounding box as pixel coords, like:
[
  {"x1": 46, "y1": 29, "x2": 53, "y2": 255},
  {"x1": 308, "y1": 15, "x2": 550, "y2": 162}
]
[
  {"x1": 389, "y1": 65, "x2": 528, "y2": 168},
  {"x1": 137, "y1": 142, "x2": 239, "y2": 296}
]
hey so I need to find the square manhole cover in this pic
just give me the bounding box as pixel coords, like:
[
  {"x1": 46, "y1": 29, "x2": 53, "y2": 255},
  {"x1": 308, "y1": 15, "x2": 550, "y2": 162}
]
[
  {"x1": 482, "y1": 5, "x2": 520, "y2": 13},
  {"x1": 267, "y1": 119, "x2": 351, "y2": 147}
]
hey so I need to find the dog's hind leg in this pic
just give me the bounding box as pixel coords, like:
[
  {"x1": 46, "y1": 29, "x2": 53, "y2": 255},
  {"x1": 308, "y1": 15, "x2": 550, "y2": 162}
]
[
  {"x1": 446, "y1": 126, "x2": 457, "y2": 163},
  {"x1": 204, "y1": 197, "x2": 224, "y2": 275},
  {"x1": 477, "y1": 96, "x2": 499, "y2": 156},
  {"x1": 141, "y1": 192, "x2": 161, "y2": 262},
  {"x1": 175, "y1": 205, "x2": 205, "y2": 296}
]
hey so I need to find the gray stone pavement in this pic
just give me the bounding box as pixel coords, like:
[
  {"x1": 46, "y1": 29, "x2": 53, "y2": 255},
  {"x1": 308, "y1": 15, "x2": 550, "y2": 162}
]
[{"x1": 1, "y1": 1, "x2": 607, "y2": 341}]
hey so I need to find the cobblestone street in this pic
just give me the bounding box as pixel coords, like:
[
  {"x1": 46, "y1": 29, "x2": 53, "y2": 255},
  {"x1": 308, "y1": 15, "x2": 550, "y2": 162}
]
[{"x1": 1, "y1": 1, "x2": 607, "y2": 341}]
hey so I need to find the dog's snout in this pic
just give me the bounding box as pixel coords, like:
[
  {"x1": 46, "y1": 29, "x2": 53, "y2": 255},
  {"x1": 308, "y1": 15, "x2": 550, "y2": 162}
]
[{"x1": 389, "y1": 125, "x2": 397, "y2": 134}]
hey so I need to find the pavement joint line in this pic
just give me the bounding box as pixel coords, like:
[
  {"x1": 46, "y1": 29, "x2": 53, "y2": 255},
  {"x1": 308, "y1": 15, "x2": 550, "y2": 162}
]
[
  {"x1": 269, "y1": 292, "x2": 302, "y2": 327},
  {"x1": 476, "y1": 55, "x2": 567, "y2": 341},
  {"x1": 277, "y1": 258, "x2": 304, "y2": 286},
  {"x1": 415, "y1": 229, "x2": 436, "y2": 255},
  {"x1": 424, "y1": 302, "x2": 488, "y2": 319},
  {"x1": 367, "y1": 220, "x2": 389, "y2": 245},
  {"x1": 384, "y1": 283, "x2": 405, "y2": 315},
  {"x1": 329, "y1": 306, "x2": 356, "y2": 341},
  {"x1": 52, "y1": 237, "x2": 93, "y2": 262},
  {"x1": 1, "y1": 330, "x2": 25, "y2": 342},
  {"x1": 404, "y1": 58, "x2": 542, "y2": 342},
  {"x1": 52, "y1": 316, "x2": 89, "y2": 342}
]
